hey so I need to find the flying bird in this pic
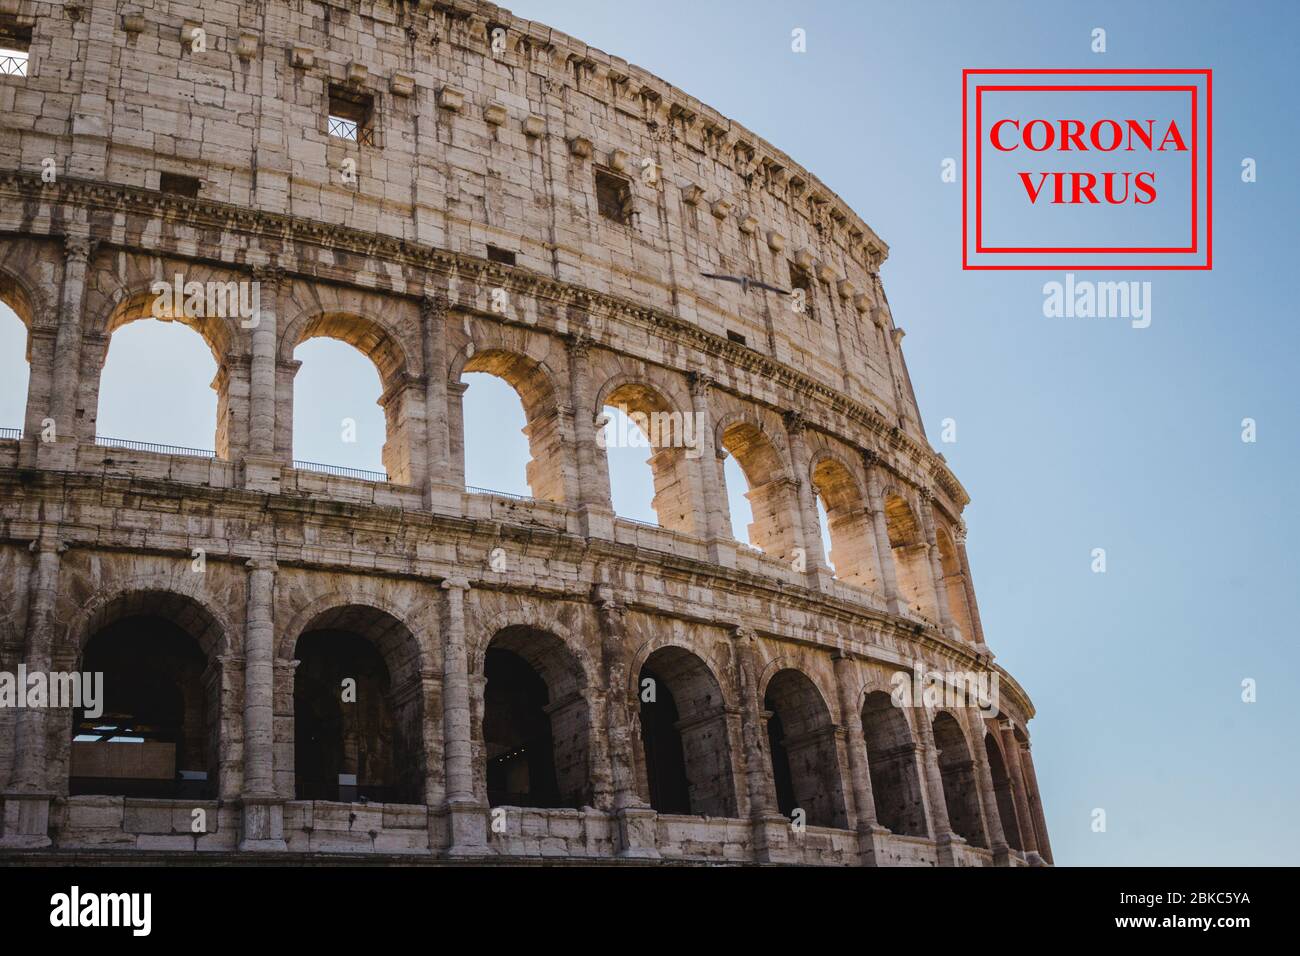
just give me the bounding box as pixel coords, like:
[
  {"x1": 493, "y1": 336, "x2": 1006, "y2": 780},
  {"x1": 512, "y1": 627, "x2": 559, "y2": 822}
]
[{"x1": 699, "y1": 273, "x2": 790, "y2": 296}]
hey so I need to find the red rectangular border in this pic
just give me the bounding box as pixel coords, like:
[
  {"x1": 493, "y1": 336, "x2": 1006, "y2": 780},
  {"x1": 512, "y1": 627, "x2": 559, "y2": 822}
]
[
  {"x1": 962, "y1": 69, "x2": 1213, "y2": 271},
  {"x1": 976, "y1": 85, "x2": 1196, "y2": 253}
]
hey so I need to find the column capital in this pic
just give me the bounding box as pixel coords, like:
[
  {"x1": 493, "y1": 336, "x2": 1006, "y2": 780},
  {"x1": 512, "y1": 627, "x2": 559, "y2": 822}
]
[
  {"x1": 688, "y1": 370, "x2": 713, "y2": 398},
  {"x1": 564, "y1": 332, "x2": 592, "y2": 359},
  {"x1": 441, "y1": 575, "x2": 472, "y2": 592},
  {"x1": 245, "y1": 557, "x2": 277, "y2": 572},
  {"x1": 250, "y1": 264, "x2": 286, "y2": 288},
  {"x1": 28, "y1": 537, "x2": 68, "y2": 556},
  {"x1": 420, "y1": 291, "x2": 449, "y2": 321},
  {"x1": 730, "y1": 624, "x2": 758, "y2": 643},
  {"x1": 782, "y1": 410, "x2": 806, "y2": 435},
  {"x1": 63, "y1": 234, "x2": 96, "y2": 263}
]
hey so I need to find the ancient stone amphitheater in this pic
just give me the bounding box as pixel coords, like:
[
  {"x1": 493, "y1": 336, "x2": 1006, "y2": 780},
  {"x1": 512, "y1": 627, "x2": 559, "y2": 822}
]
[{"x1": 0, "y1": 0, "x2": 1051, "y2": 865}]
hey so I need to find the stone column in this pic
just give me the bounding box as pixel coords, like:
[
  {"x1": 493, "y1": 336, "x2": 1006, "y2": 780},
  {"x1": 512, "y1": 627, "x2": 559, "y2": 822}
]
[
  {"x1": 863, "y1": 454, "x2": 905, "y2": 613},
  {"x1": 998, "y1": 722, "x2": 1040, "y2": 859},
  {"x1": 689, "y1": 373, "x2": 735, "y2": 567},
  {"x1": 915, "y1": 705, "x2": 958, "y2": 865},
  {"x1": 440, "y1": 577, "x2": 486, "y2": 855},
  {"x1": 420, "y1": 293, "x2": 458, "y2": 511},
  {"x1": 566, "y1": 334, "x2": 614, "y2": 538},
  {"x1": 240, "y1": 558, "x2": 285, "y2": 850},
  {"x1": 733, "y1": 627, "x2": 794, "y2": 862},
  {"x1": 920, "y1": 491, "x2": 960, "y2": 639},
  {"x1": 594, "y1": 586, "x2": 658, "y2": 858},
  {"x1": 1, "y1": 536, "x2": 64, "y2": 847},
  {"x1": 42, "y1": 235, "x2": 93, "y2": 467},
  {"x1": 954, "y1": 524, "x2": 988, "y2": 649},
  {"x1": 968, "y1": 715, "x2": 1010, "y2": 865},
  {"x1": 244, "y1": 267, "x2": 283, "y2": 491},
  {"x1": 1019, "y1": 739, "x2": 1054, "y2": 864},
  {"x1": 782, "y1": 412, "x2": 829, "y2": 586},
  {"x1": 832, "y1": 652, "x2": 885, "y2": 865}
]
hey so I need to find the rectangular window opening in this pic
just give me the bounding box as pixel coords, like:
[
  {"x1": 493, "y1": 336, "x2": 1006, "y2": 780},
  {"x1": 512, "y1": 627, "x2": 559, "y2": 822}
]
[
  {"x1": 329, "y1": 84, "x2": 375, "y2": 145},
  {"x1": 158, "y1": 172, "x2": 202, "y2": 198},
  {"x1": 486, "y1": 245, "x2": 517, "y2": 266},
  {"x1": 726, "y1": 330, "x2": 747, "y2": 347},
  {"x1": 788, "y1": 261, "x2": 816, "y2": 321},
  {"x1": 594, "y1": 168, "x2": 632, "y2": 224},
  {"x1": 0, "y1": 18, "x2": 32, "y2": 77}
]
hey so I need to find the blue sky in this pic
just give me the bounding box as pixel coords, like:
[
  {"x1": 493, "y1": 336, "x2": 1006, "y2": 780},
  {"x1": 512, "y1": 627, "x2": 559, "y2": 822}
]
[{"x1": 2, "y1": 0, "x2": 1296, "y2": 865}]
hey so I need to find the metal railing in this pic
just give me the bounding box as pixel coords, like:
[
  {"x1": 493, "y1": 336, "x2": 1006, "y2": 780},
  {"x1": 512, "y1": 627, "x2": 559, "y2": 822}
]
[
  {"x1": 0, "y1": 53, "x2": 28, "y2": 77},
  {"x1": 293, "y1": 459, "x2": 388, "y2": 483},
  {"x1": 0, "y1": 427, "x2": 21, "y2": 440},
  {"x1": 327, "y1": 115, "x2": 374, "y2": 146},
  {"x1": 466, "y1": 484, "x2": 535, "y2": 503},
  {"x1": 95, "y1": 436, "x2": 215, "y2": 459}
]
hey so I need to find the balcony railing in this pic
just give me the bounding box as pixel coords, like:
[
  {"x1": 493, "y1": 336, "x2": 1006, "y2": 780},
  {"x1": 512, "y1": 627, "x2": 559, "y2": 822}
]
[
  {"x1": 293, "y1": 459, "x2": 388, "y2": 483},
  {"x1": 466, "y1": 485, "x2": 534, "y2": 502},
  {"x1": 0, "y1": 427, "x2": 21, "y2": 440},
  {"x1": 95, "y1": 436, "x2": 215, "y2": 459},
  {"x1": 0, "y1": 52, "x2": 28, "y2": 77},
  {"x1": 327, "y1": 116, "x2": 374, "y2": 146}
]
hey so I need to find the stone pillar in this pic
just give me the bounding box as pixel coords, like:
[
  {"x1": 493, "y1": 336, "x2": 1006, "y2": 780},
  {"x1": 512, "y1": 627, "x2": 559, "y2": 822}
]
[
  {"x1": 420, "y1": 293, "x2": 458, "y2": 511},
  {"x1": 733, "y1": 627, "x2": 795, "y2": 863},
  {"x1": 244, "y1": 267, "x2": 283, "y2": 492},
  {"x1": 954, "y1": 524, "x2": 988, "y2": 649},
  {"x1": 1019, "y1": 740, "x2": 1053, "y2": 864},
  {"x1": 689, "y1": 373, "x2": 735, "y2": 567},
  {"x1": 920, "y1": 491, "x2": 960, "y2": 639},
  {"x1": 566, "y1": 334, "x2": 614, "y2": 538},
  {"x1": 998, "y1": 723, "x2": 1040, "y2": 859},
  {"x1": 915, "y1": 705, "x2": 958, "y2": 865},
  {"x1": 240, "y1": 558, "x2": 285, "y2": 850},
  {"x1": 783, "y1": 412, "x2": 830, "y2": 586},
  {"x1": 863, "y1": 454, "x2": 905, "y2": 613},
  {"x1": 594, "y1": 586, "x2": 658, "y2": 858},
  {"x1": 832, "y1": 652, "x2": 884, "y2": 865},
  {"x1": 1, "y1": 536, "x2": 64, "y2": 847},
  {"x1": 968, "y1": 716, "x2": 1010, "y2": 865},
  {"x1": 441, "y1": 576, "x2": 487, "y2": 855},
  {"x1": 42, "y1": 235, "x2": 93, "y2": 468}
]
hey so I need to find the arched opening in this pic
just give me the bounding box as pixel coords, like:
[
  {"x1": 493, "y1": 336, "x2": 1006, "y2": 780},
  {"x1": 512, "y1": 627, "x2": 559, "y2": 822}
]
[
  {"x1": 985, "y1": 732, "x2": 1023, "y2": 850},
  {"x1": 97, "y1": 319, "x2": 220, "y2": 455},
  {"x1": 860, "y1": 691, "x2": 927, "y2": 836},
  {"x1": 763, "y1": 669, "x2": 848, "y2": 828},
  {"x1": 719, "y1": 420, "x2": 800, "y2": 561},
  {"x1": 0, "y1": 296, "x2": 28, "y2": 437},
  {"x1": 292, "y1": 338, "x2": 389, "y2": 480},
  {"x1": 459, "y1": 349, "x2": 564, "y2": 502},
  {"x1": 602, "y1": 382, "x2": 700, "y2": 535},
  {"x1": 931, "y1": 711, "x2": 986, "y2": 848},
  {"x1": 637, "y1": 647, "x2": 736, "y2": 817},
  {"x1": 481, "y1": 626, "x2": 590, "y2": 809},
  {"x1": 811, "y1": 458, "x2": 879, "y2": 589},
  {"x1": 292, "y1": 605, "x2": 424, "y2": 804},
  {"x1": 884, "y1": 494, "x2": 939, "y2": 619},
  {"x1": 936, "y1": 527, "x2": 975, "y2": 639},
  {"x1": 72, "y1": 608, "x2": 219, "y2": 800}
]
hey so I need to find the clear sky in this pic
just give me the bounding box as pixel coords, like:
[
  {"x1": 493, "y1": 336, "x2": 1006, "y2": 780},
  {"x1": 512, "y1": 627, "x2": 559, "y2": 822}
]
[{"x1": 2, "y1": 0, "x2": 1296, "y2": 865}]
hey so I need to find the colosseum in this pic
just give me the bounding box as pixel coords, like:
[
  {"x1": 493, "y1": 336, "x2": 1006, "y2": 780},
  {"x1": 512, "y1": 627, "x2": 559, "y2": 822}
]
[{"x1": 0, "y1": 0, "x2": 1051, "y2": 865}]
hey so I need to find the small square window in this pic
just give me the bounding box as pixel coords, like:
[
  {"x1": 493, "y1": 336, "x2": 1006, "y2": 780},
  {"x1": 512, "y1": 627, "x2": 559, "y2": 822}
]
[
  {"x1": 594, "y1": 168, "x2": 632, "y2": 224},
  {"x1": 0, "y1": 18, "x2": 32, "y2": 77},
  {"x1": 788, "y1": 262, "x2": 816, "y2": 321},
  {"x1": 726, "y1": 330, "x2": 747, "y2": 347},
  {"x1": 329, "y1": 84, "x2": 375, "y2": 145},
  {"x1": 486, "y1": 245, "x2": 516, "y2": 266},
  {"x1": 159, "y1": 172, "x2": 202, "y2": 198}
]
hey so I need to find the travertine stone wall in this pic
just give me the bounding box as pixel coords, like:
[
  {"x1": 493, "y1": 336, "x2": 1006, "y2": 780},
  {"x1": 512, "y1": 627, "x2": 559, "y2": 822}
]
[{"x1": 0, "y1": 0, "x2": 1051, "y2": 866}]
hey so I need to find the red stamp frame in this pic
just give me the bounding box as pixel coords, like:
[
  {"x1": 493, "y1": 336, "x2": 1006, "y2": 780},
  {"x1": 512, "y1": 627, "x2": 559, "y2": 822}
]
[{"x1": 962, "y1": 69, "x2": 1213, "y2": 270}]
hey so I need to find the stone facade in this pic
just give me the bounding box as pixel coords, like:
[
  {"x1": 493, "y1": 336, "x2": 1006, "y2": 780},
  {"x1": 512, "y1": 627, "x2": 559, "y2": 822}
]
[{"x1": 0, "y1": 0, "x2": 1051, "y2": 865}]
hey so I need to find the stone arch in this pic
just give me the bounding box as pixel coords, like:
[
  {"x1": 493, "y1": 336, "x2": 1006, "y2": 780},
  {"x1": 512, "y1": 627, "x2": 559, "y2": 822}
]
[
  {"x1": 479, "y1": 624, "x2": 593, "y2": 808},
  {"x1": 931, "y1": 709, "x2": 986, "y2": 848},
  {"x1": 68, "y1": 583, "x2": 234, "y2": 801},
  {"x1": 0, "y1": 263, "x2": 37, "y2": 438},
  {"x1": 280, "y1": 308, "x2": 420, "y2": 484},
  {"x1": 809, "y1": 451, "x2": 879, "y2": 590},
  {"x1": 289, "y1": 601, "x2": 427, "y2": 805},
  {"x1": 983, "y1": 728, "x2": 1023, "y2": 851},
  {"x1": 935, "y1": 525, "x2": 974, "y2": 640},
  {"x1": 452, "y1": 340, "x2": 567, "y2": 503},
  {"x1": 860, "y1": 689, "x2": 928, "y2": 837},
  {"x1": 883, "y1": 489, "x2": 939, "y2": 620},
  {"x1": 715, "y1": 411, "x2": 801, "y2": 560},
  {"x1": 761, "y1": 667, "x2": 848, "y2": 828},
  {"x1": 632, "y1": 642, "x2": 738, "y2": 817},
  {"x1": 595, "y1": 373, "x2": 703, "y2": 535},
  {"x1": 0, "y1": 249, "x2": 51, "y2": 330}
]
